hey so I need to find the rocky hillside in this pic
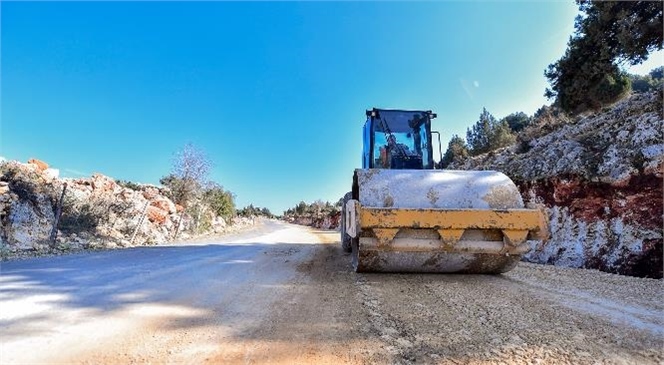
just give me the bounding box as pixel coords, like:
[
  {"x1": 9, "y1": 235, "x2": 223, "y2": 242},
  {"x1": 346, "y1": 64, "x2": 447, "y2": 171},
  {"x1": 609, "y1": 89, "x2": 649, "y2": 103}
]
[
  {"x1": 0, "y1": 160, "x2": 254, "y2": 258},
  {"x1": 449, "y1": 91, "x2": 663, "y2": 278}
]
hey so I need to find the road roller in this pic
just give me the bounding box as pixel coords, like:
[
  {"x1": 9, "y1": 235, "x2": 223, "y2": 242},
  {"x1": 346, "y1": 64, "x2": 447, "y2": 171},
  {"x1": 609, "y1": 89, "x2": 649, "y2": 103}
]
[{"x1": 340, "y1": 108, "x2": 547, "y2": 273}]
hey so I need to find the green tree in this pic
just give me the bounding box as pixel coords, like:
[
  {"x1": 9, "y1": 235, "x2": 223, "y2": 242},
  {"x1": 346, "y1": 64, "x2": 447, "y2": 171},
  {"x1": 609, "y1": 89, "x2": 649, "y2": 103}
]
[
  {"x1": 544, "y1": 36, "x2": 630, "y2": 113},
  {"x1": 545, "y1": 1, "x2": 663, "y2": 113},
  {"x1": 590, "y1": 73, "x2": 632, "y2": 105},
  {"x1": 650, "y1": 66, "x2": 664, "y2": 90},
  {"x1": 491, "y1": 120, "x2": 517, "y2": 149},
  {"x1": 295, "y1": 201, "x2": 307, "y2": 215},
  {"x1": 466, "y1": 109, "x2": 516, "y2": 156},
  {"x1": 203, "y1": 183, "x2": 236, "y2": 221},
  {"x1": 282, "y1": 199, "x2": 339, "y2": 220},
  {"x1": 440, "y1": 135, "x2": 469, "y2": 168},
  {"x1": 501, "y1": 112, "x2": 531, "y2": 133},
  {"x1": 466, "y1": 108, "x2": 494, "y2": 155},
  {"x1": 237, "y1": 204, "x2": 273, "y2": 218},
  {"x1": 238, "y1": 204, "x2": 256, "y2": 217},
  {"x1": 629, "y1": 66, "x2": 664, "y2": 93},
  {"x1": 159, "y1": 174, "x2": 185, "y2": 203}
]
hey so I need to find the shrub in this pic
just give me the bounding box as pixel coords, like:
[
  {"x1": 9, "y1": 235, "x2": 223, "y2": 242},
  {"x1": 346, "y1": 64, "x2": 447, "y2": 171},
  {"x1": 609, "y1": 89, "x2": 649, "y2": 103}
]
[
  {"x1": 59, "y1": 192, "x2": 133, "y2": 235},
  {"x1": 116, "y1": 179, "x2": 142, "y2": 191},
  {"x1": 202, "y1": 184, "x2": 236, "y2": 221}
]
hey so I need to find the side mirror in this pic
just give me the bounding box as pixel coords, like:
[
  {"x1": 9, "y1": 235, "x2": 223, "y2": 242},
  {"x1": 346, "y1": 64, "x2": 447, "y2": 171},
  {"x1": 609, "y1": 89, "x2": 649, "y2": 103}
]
[{"x1": 430, "y1": 131, "x2": 443, "y2": 169}]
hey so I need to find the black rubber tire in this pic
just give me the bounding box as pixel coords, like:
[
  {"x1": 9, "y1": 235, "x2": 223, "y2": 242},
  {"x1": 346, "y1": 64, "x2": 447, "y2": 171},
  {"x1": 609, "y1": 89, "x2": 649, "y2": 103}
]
[
  {"x1": 340, "y1": 192, "x2": 352, "y2": 253},
  {"x1": 350, "y1": 236, "x2": 360, "y2": 271}
]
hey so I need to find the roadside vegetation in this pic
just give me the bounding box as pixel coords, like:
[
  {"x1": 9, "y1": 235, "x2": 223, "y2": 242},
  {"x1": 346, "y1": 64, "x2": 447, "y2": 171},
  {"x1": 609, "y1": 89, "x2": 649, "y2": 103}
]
[
  {"x1": 237, "y1": 204, "x2": 274, "y2": 219},
  {"x1": 0, "y1": 143, "x2": 255, "y2": 258},
  {"x1": 282, "y1": 199, "x2": 342, "y2": 228},
  {"x1": 157, "y1": 143, "x2": 274, "y2": 235},
  {"x1": 440, "y1": 0, "x2": 663, "y2": 167},
  {"x1": 159, "y1": 143, "x2": 234, "y2": 236}
]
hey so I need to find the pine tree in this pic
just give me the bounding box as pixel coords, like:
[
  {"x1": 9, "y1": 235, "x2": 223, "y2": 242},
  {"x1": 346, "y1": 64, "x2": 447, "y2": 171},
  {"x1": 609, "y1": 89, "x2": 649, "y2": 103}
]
[
  {"x1": 441, "y1": 135, "x2": 469, "y2": 168},
  {"x1": 545, "y1": 1, "x2": 662, "y2": 113}
]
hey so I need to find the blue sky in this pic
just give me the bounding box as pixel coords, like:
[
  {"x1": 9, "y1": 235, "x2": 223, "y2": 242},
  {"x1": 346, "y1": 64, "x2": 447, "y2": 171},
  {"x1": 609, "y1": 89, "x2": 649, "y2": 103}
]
[{"x1": 1, "y1": 2, "x2": 661, "y2": 214}]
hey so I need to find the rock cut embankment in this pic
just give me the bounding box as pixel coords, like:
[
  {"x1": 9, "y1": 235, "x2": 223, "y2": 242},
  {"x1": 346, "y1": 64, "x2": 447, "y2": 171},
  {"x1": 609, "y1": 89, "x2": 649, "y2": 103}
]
[{"x1": 450, "y1": 91, "x2": 663, "y2": 278}]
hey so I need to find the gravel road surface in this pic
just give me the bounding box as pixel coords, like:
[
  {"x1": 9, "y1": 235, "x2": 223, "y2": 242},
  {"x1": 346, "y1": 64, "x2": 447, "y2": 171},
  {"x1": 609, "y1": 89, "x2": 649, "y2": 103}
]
[{"x1": 1, "y1": 220, "x2": 662, "y2": 364}]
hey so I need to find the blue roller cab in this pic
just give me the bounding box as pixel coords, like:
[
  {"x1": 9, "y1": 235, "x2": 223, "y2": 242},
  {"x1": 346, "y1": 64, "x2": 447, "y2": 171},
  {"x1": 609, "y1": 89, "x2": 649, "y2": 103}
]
[{"x1": 361, "y1": 108, "x2": 437, "y2": 170}]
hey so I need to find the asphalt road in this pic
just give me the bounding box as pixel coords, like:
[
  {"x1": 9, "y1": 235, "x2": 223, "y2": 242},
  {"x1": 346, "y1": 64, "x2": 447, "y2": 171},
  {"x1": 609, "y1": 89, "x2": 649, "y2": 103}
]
[{"x1": 1, "y1": 220, "x2": 662, "y2": 364}]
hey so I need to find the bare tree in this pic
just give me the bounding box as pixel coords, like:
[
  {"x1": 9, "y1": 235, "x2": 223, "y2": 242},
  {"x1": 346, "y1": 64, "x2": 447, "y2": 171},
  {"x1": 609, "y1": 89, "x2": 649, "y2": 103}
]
[{"x1": 168, "y1": 143, "x2": 211, "y2": 238}]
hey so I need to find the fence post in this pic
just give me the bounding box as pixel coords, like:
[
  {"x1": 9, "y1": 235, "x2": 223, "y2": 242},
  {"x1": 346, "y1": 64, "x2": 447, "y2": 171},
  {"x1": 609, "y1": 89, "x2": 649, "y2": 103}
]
[
  {"x1": 130, "y1": 201, "x2": 150, "y2": 245},
  {"x1": 50, "y1": 183, "x2": 68, "y2": 245}
]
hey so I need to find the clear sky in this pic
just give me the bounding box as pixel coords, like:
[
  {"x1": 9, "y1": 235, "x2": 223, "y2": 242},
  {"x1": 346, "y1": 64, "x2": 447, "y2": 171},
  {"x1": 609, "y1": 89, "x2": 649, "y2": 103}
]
[{"x1": 1, "y1": 2, "x2": 660, "y2": 214}]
